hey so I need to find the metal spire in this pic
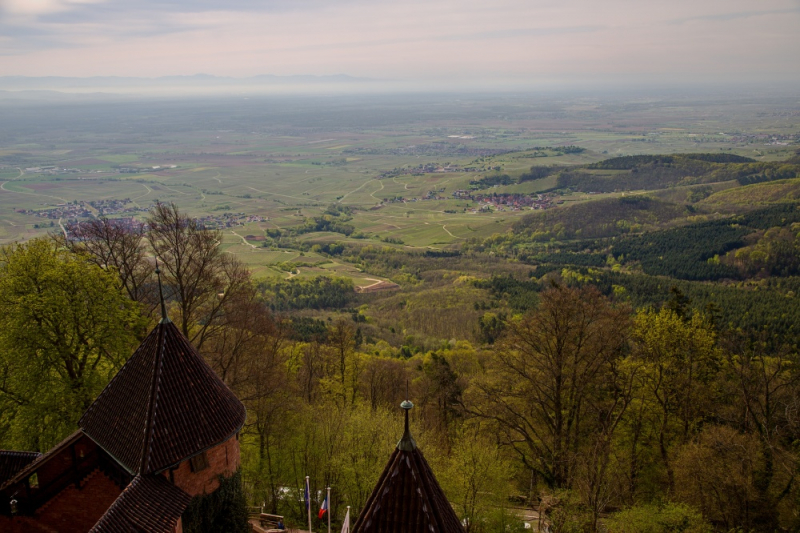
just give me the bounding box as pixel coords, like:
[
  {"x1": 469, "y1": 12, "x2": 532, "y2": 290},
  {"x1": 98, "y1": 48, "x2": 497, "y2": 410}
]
[
  {"x1": 155, "y1": 259, "x2": 170, "y2": 324},
  {"x1": 397, "y1": 381, "x2": 416, "y2": 451}
]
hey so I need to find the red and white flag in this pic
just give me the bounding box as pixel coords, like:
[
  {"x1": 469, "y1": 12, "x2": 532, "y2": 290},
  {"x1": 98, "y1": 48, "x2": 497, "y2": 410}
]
[{"x1": 318, "y1": 496, "x2": 328, "y2": 519}]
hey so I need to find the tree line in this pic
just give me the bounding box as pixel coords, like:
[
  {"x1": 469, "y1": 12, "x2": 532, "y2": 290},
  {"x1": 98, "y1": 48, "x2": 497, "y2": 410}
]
[{"x1": 2, "y1": 203, "x2": 800, "y2": 532}]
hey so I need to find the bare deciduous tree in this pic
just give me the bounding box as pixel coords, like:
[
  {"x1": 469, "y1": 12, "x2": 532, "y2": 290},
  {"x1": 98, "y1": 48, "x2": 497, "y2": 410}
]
[
  {"x1": 60, "y1": 217, "x2": 156, "y2": 316},
  {"x1": 147, "y1": 202, "x2": 251, "y2": 350}
]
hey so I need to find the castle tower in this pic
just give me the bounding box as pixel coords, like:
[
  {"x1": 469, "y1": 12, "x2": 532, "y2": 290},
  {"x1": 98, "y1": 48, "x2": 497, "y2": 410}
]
[
  {"x1": 352, "y1": 400, "x2": 464, "y2": 533},
  {"x1": 0, "y1": 275, "x2": 247, "y2": 533}
]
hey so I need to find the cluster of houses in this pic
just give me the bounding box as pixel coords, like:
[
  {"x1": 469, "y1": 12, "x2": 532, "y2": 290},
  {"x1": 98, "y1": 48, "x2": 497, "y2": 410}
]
[
  {"x1": 452, "y1": 191, "x2": 555, "y2": 212},
  {"x1": 372, "y1": 190, "x2": 555, "y2": 214},
  {"x1": 19, "y1": 199, "x2": 147, "y2": 221},
  {"x1": 23, "y1": 166, "x2": 83, "y2": 175},
  {"x1": 193, "y1": 212, "x2": 266, "y2": 230},
  {"x1": 378, "y1": 163, "x2": 482, "y2": 179},
  {"x1": 21, "y1": 203, "x2": 91, "y2": 220},
  {"x1": 117, "y1": 165, "x2": 178, "y2": 173},
  {"x1": 20, "y1": 199, "x2": 266, "y2": 232},
  {"x1": 88, "y1": 199, "x2": 140, "y2": 216},
  {"x1": 19, "y1": 165, "x2": 178, "y2": 176}
]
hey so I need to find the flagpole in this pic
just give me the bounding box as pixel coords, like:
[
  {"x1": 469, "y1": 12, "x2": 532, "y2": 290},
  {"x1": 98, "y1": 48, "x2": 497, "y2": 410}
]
[
  {"x1": 327, "y1": 487, "x2": 331, "y2": 533},
  {"x1": 306, "y1": 476, "x2": 313, "y2": 533},
  {"x1": 342, "y1": 506, "x2": 350, "y2": 533}
]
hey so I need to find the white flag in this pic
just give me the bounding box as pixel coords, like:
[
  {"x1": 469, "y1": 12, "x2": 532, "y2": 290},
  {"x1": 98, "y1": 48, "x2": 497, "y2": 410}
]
[{"x1": 341, "y1": 507, "x2": 350, "y2": 533}]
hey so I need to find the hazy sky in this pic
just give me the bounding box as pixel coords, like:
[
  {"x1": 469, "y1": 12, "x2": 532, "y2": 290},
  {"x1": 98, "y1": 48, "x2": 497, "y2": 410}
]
[{"x1": 1, "y1": 0, "x2": 798, "y2": 86}]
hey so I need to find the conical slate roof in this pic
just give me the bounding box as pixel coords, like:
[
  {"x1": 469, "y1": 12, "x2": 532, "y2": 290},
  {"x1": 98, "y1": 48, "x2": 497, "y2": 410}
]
[
  {"x1": 352, "y1": 401, "x2": 464, "y2": 533},
  {"x1": 79, "y1": 320, "x2": 246, "y2": 475}
]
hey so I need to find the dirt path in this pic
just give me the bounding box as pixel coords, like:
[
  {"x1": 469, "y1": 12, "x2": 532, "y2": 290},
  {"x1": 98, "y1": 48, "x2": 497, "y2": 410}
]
[
  {"x1": 57, "y1": 217, "x2": 68, "y2": 238},
  {"x1": 230, "y1": 230, "x2": 258, "y2": 249},
  {"x1": 359, "y1": 278, "x2": 384, "y2": 290},
  {"x1": 369, "y1": 180, "x2": 385, "y2": 201},
  {"x1": 441, "y1": 224, "x2": 464, "y2": 239},
  {"x1": 377, "y1": 219, "x2": 401, "y2": 229},
  {"x1": 0, "y1": 181, "x2": 69, "y2": 203},
  {"x1": 246, "y1": 186, "x2": 306, "y2": 202},
  {"x1": 392, "y1": 176, "x2": 413, "y2": 191},
  {"x1": 162, "y1": 184, "x2": 188, "y2": 195},
  {"x1": 131, "y1": 183, "x2": 152, "y2": 207},
  {"x1": 338, "y1": 178, "x2": 376, "y2": 203}
]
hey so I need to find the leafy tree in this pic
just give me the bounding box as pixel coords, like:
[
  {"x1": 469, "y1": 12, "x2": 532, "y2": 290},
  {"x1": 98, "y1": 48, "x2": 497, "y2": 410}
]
[
  {"x1": 436, "y1": 427, "x2": 516, "y2": 533},
  {"x1": 0, "y1": 238, "x2": 142, "y2": 450},
  {"x1": 182, "y1": 471, "x2": 249, "y2": 533},
  {"x1": 673, "y1": 425, "x2": 770, "y2": 530},
  {"x1": 604, "y1": 501, "x2": 711, "y2": 533},
  {"x1": 717, "y1": 331, "x2": 800, "y2": 526},
  {"x1": 259, "y1": 276, "x2": 354, "y2": 311},
  {"x1": 467, "y1": 284, "x2": 630, "y2": 488},
  {"x1": 477, "y1": 312, "x2": 505, "y2": 345},
  {"x1": 628, "y1": 309, "x2": 720, "y2": 493},
  {"x1": 418, "y1": 352, "x2": 463, "y2": 437}
]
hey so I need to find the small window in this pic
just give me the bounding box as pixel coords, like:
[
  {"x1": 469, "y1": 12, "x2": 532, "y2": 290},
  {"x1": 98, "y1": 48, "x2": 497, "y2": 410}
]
[
  {"x1": 28, "y1": 473, "x2": 39, "y2": 489},
  {"x1": 190, "y1": 451, "x2": 209, "y2": 473}
]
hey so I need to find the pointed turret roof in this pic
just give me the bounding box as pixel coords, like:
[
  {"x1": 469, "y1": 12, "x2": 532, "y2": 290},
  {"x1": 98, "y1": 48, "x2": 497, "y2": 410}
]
[
  {"x1": 79, "y1": 320, "x2": 246, "y2": 475},
  {"x1": 352, "y1": 401, "x2": 464, "y2": 533}
]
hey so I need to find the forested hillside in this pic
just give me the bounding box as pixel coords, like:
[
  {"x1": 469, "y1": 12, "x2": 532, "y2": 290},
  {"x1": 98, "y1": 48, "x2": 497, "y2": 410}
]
[
  {"x1": 2, "y1": 150, "x2": 800, "y2": 533},
  {"x1": 515, "y1": 153, "x2": 800, "y2": 193}
]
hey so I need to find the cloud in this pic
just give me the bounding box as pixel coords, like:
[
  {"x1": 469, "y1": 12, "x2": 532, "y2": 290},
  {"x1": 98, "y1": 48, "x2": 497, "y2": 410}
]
[
  {"x1": 0, "y1": 0, "x2": 106, "y2": 17},
  {"x1": 0, "y1": 0, "x2": 797, "y2": 85},
  {"x1": 668, "y1": 7, "x2": 800, "y2": 24}
]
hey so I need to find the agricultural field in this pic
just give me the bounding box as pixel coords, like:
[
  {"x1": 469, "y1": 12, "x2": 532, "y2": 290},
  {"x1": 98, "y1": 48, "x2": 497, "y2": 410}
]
[{"x1": 0, "y1": 91, "x2": 798, "y2": 287}]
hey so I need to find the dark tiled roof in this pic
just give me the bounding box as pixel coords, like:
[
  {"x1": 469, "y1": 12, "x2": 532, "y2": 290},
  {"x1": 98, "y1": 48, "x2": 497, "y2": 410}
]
[
  {"x1": 90, "y1": 474, "x2": 191, "y2": 533},
  {"x1": 0, "y1": 450, "x2": 41, "y2": 485},
  {"x1": 0, "y1": 430, "x2": 83, "y2": 491},
  {"x1": 353, "y1": 406, "x2": 464, "y2": 533},
  {"x1": 79, "y1": 321, "x2": 246, "y2": 475}
]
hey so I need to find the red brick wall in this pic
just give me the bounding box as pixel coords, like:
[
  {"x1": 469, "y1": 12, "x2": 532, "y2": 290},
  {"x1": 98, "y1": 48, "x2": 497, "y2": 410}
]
[
  {"x1": 168, "y1": 434, "x2": 240, "y2": 497},
  {"x1": 35, "y1": 468, "x2": 122, "y2": 532},
  {"x1": 0, "y1": 468, "x2": 122, "y2": 533},
  {"x1": 0, "y1": 435, "x2": 241, "y2": 532},
  {"x1": 0, "y1": 515, "x2": 47, "y2": 533}
]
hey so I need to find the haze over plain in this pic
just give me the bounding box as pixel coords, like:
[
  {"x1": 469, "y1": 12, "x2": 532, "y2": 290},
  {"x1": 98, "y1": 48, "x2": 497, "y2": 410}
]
[{"x1": 0, "y1": 0, "x2": 798, "y2": 91}]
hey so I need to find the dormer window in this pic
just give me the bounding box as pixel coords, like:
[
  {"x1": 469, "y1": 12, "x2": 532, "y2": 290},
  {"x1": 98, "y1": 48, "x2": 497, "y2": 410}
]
[{"x1": 190, "y1": 451, "x2": 209, "y2": 473}]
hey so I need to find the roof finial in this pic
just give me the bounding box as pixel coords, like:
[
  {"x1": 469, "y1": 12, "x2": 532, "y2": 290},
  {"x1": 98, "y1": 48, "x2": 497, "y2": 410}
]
[
  {"x1": 398, "y1": 380, "x2": 416, "y2": 451},
  {"x1": 155, "y1": 259, "x2": 170, "y2": 324}
]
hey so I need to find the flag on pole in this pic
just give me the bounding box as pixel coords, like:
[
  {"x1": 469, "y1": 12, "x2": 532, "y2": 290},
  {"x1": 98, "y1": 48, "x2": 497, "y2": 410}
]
[
  {"x1": 304, "y1": 477, "x2": 310, "y2": 510},
  {"x1": 318, "y1": 496, "x2": 328, "y2": 519},
  {"x1": 341, "y1": 506, "x2": 350, "y2": 533}
]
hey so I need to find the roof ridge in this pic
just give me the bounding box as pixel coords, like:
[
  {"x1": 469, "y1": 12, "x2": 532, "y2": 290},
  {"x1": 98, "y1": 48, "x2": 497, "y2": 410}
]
[
  {"x1": 139, "y1": 322, "x2": 167, "y2": 474},
  {"x1": 79, "y1": 319, "x2": 246, "y2": 475},
  {"x1": 0, "y1": 431, "x2": 82, "y2": 491}
]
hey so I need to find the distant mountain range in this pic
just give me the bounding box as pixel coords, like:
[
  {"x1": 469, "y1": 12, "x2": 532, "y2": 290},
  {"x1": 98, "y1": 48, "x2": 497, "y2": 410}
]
[{"x1": 0, "y1": 74, "x2": 376, "y2": 90}]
